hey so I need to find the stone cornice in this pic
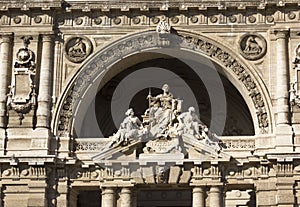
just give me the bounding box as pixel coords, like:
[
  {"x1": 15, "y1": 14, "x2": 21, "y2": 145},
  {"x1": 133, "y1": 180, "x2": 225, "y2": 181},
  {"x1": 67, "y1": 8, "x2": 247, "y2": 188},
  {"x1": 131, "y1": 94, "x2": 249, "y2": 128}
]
[
  {"x1": 0, "y1": 0, "x2": 299, "y2": 11},
  {"x1": 0, "y1": 0, "x2": 61, "y2": 11}
]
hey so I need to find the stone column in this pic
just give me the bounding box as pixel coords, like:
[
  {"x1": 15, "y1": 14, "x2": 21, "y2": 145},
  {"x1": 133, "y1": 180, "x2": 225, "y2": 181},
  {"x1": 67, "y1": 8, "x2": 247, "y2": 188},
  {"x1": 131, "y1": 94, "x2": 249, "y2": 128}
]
[
  {"x1": 0, "y1": 33, "x2": 12, "y2": 128},
  {"x1": 36, "y1": 33, "x2": 54, "y2": 128},
  {"x1": 69, "y1": 188, "x2": 79, "y2": 207},
  {"x1": 193, "y1": 187, "x2": 205, "y2": 207},
  {"x1": 0, "y1": 184, "x2": 2, "y2": 207},
  {"x1": 273, "y1": 29, "x2": 293, "y2": 152},
  {"x1": 132, "y1": 189, "x2": 137, "y2": 207},
  {"x1": 56, "y1": 181, "x2": 69, "y2": 207},
  {"x1": 209, "y1": 186, "x2": 222, "y2": 207},
  {"x1": 101, "y1": 188, "x2": 115, "y2": 207},
  {"x1": 274, "y1": 29, "x2": 290, "y2": 125},
  {"x1": 120, "y1": 187, "x2": 131, "y2": 207}
]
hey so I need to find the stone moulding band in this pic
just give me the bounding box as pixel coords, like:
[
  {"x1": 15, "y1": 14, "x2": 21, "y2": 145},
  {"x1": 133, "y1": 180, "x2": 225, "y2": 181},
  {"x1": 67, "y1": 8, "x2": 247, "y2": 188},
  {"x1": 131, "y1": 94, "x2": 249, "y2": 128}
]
[{"x1": 54, "y1": 29, "x2": 272, "y2": 138}]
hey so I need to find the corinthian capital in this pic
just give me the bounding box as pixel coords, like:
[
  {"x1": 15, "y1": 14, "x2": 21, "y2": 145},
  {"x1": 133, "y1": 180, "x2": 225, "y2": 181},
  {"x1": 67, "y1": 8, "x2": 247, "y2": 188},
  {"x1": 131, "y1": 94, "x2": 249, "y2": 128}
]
[
  {"x1": 0, "y1": 33, "x2": 13, "y2": 43},
  {"x1": 271, "y1": 28, "x2": 290, "y2": 40}
]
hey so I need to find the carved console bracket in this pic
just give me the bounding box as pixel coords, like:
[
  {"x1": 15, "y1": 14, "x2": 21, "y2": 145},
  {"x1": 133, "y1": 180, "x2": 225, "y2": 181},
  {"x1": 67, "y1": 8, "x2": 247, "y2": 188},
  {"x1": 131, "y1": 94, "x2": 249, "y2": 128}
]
[{"x1": 7, "y1": 36, "x2": 37, "y2": 126}]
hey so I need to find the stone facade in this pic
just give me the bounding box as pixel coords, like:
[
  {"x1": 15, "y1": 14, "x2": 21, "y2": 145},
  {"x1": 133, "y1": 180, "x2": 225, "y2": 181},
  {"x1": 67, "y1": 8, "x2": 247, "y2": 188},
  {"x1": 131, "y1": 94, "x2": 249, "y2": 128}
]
[{"x1": 1, "y1": 0, "x2": 300, "y2": 206}]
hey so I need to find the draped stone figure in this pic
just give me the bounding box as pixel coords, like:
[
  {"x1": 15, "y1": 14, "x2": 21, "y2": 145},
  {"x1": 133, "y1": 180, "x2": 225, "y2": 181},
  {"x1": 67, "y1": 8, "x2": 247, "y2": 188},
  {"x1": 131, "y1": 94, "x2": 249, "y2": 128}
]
[{"x1": 109, "y1": 108, "x2": 144, "y2": 147}]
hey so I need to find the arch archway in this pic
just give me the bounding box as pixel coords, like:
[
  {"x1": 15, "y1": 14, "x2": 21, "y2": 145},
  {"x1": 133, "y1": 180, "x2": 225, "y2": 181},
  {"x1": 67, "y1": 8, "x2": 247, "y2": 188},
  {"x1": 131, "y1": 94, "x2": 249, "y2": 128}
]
[{"x1": 53, "y1": 29, "x2": 273, "y2": 140}]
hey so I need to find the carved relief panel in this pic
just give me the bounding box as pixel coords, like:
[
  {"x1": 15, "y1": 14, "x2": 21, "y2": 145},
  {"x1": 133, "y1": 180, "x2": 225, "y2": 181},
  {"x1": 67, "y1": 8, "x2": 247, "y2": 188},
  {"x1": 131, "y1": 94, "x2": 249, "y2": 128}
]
[
  {"x1": 64, "y1": 36, "x2": 92, "y2": 63},
  {"x1": 239, "y1": 33, "x2": 267, "y2": 61}
]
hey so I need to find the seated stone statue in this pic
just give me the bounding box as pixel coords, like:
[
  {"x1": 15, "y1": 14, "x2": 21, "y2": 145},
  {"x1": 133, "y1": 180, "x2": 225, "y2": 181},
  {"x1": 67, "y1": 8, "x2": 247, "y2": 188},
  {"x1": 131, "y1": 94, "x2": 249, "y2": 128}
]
[
  {"x1": 109, "y1": 108, "x2": 144, "y2": 147},
  {"x1": 146, "y1": 84, "x2": 177, "y2": 138}
]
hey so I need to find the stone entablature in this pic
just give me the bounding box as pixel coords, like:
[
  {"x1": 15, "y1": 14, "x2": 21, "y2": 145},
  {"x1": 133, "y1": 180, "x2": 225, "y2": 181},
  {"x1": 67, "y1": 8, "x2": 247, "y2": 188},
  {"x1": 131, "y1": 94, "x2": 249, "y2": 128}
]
[{"x1": 0, "y1": 0, "x2": 299, "y2": 11}]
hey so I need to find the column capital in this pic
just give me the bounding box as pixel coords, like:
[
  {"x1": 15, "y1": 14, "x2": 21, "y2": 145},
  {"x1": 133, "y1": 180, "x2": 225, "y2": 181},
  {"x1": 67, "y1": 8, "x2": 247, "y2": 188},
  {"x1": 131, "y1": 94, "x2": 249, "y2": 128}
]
[
  {"x1": 210, "y1": 186, "x2": 222, "y2": 193},
  {"x1": 40, "y1": 32, "x2": 55, "y2": 42},
  {"x1": 193, "y1": 186, "x2": 205, "y2": 193},
  {"x1": 102, "y1": 187, "x2": 115, "y2": 194},
  {"x1": 0, "y1": 32, "x2": 13, "y2": 43},
  {"x1": 121, "y1": 187, "x2": 131, "y2": 193},
  {"x1": 271, "y1": 28, "x2": 290, "y2": 40}
]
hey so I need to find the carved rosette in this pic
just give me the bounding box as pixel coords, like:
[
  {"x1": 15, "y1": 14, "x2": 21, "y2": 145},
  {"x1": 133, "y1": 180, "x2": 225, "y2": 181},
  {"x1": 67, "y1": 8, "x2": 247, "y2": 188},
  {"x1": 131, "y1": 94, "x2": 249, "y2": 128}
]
[
  {"x1": 7, "y1": 36, "x2": 37, "y2": 125},
  {"x1": 64, "y1": 36, "x2": 92, "y2": 63},
  {"x1": 239, "y1": 33, "x2": 267, "y2": 60},
  {"x1": 56, "y1": 30, "x2": 269, "y2": 136}
]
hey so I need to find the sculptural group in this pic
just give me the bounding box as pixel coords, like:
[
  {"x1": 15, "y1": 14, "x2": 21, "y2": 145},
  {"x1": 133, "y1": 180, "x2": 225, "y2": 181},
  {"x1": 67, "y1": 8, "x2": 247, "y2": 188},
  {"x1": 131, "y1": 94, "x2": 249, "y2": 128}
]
[{"x1": 109, "y1": 84, "x2": 221, "y2": 152}]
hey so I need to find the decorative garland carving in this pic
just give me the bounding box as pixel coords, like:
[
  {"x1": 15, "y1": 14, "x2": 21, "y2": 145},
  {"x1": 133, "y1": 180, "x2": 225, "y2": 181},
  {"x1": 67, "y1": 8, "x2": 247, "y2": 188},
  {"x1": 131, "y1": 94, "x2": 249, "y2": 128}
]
[{"x1": 56, "y1": 30, "x2": 269, "y2": 136}]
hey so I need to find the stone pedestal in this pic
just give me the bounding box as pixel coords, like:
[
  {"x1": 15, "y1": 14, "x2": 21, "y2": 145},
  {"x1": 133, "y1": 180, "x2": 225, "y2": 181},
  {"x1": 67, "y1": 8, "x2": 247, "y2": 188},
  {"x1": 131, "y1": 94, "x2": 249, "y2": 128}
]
[
  {"x1": 275, "y1": 125, "x2": 293, "y2": 153},
  {"x1": 193, "y1": 187, "x2": 205, "y2": 207},
  {"x1": 27, "y1": 181, "x2": 47, "y2": 207},
  {"x1": 276, "y1": 178, "x2": 295, "y2": 206},
  {"x1": 6, "y1": 128, "x2": 49, "y2": 156}
]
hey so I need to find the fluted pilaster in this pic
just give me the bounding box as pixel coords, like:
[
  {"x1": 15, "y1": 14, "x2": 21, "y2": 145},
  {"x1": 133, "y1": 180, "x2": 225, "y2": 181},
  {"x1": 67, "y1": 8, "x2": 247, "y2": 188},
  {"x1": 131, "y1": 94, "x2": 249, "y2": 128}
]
[
  {"x1": 36, "y1": 33, "x2": 54, "y2": 128},
  {"x1": 274, "y1": 29, "x2": 290, "y2": 125},
  {"x1": 0, "y1": 33, "x2": 13, "y2": 128}
]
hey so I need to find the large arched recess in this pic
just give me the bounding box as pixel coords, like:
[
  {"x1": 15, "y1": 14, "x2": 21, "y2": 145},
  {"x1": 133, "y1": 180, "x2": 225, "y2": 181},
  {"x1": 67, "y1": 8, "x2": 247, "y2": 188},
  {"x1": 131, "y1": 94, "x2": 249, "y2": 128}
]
[{"x1": 52, "y1": 29, "x2": 273, "y2": 140}]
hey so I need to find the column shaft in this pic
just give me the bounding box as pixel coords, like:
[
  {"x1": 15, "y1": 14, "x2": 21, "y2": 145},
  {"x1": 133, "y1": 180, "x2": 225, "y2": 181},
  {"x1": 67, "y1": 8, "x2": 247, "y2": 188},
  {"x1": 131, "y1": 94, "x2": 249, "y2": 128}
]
[
  {"x1": 209, "y1": 186, "x2": 222, "y2": 207},
  {"x1": 101, "y1": 188, "x2": 115, "y2": 207},
  {"x1": 275, "y1": 29, "x2": 290, "y2": 125},
  {"x1": 120, "y1": 187, "x2": 131, "y2": 207},
  {"x1": 0, "y1": 34, "x2": 12, "y2": 127},
  {"x1": 193, "y1": 187, "x2": 205, "y2": 207},
  {"x1": 36, "y1": 33, "x2": 54, "y2": 128}
]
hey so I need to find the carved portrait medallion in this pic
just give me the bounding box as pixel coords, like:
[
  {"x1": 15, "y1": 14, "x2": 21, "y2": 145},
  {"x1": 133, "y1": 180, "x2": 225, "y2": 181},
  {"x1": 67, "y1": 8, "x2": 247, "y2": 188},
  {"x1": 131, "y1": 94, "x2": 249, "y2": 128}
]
[
  {"x1": 65, "y1": 36, "x2": 92, "y2": 63},
  {"x1": 239, "y1": 33, "x2": 267, "y2": 60}
]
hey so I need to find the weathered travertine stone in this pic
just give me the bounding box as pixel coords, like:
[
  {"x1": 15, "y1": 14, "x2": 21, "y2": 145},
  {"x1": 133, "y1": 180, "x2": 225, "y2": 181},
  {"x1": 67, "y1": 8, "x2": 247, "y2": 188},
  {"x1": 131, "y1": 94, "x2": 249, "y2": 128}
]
[{"x1": 193, "y1": 187, "x2": 205, "y2": 207}]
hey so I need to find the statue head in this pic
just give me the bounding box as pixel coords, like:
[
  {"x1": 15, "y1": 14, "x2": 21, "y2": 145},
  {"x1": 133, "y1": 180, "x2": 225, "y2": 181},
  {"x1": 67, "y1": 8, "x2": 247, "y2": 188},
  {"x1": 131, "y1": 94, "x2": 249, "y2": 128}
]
[
  {"x1": 162, "y1": 84, "x2": 169, "y2": 92},
  {"x1": 125, "y1": 108, "x2": 134, "y2": 116},
  {"x1": 188, "y1": 106, "x2": 195, "y2": 113}
]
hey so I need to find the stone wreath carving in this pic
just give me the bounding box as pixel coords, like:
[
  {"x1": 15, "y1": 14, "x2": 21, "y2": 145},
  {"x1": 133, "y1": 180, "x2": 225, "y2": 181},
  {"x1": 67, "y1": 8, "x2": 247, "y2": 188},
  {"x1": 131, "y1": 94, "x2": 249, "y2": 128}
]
[
  {"x1": 65, "y1": 36, "x2": 92, "y2": 63},
  {"x1": 239, "y1": 33, "x2": 267, "y2": 60},
  {"x1": 56, "y1": 30, "x2": 270, "y2": 136},
  {"x1": 7, "y1": 36, "x2": 37, "y2": 124}
]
